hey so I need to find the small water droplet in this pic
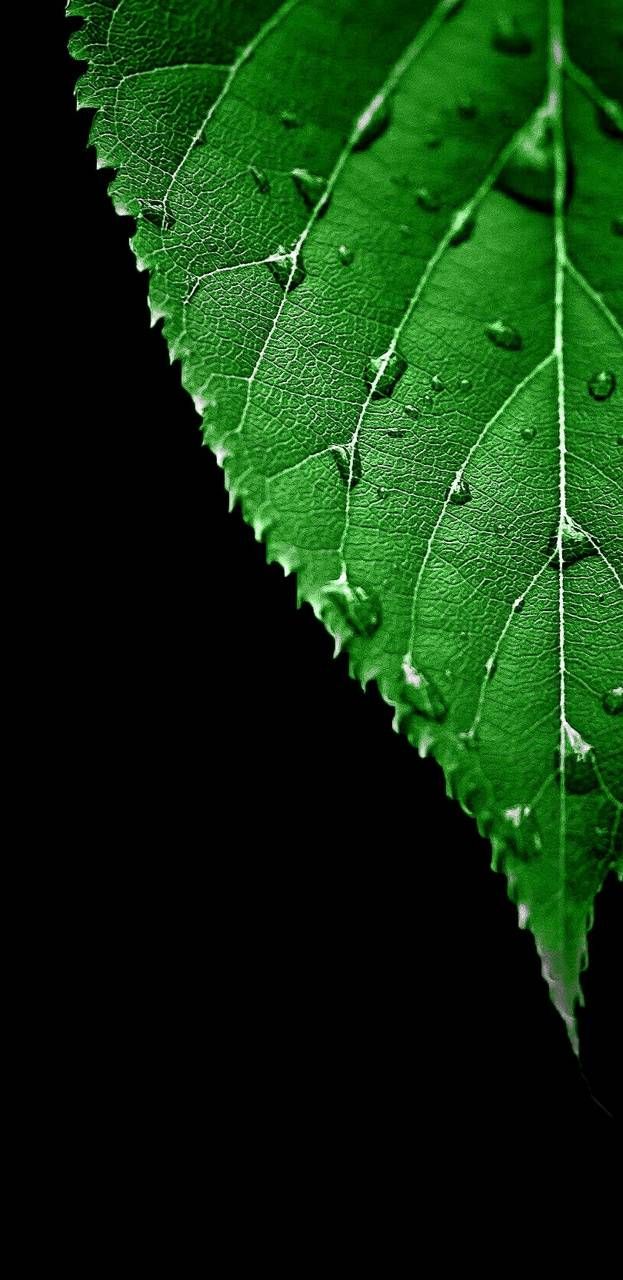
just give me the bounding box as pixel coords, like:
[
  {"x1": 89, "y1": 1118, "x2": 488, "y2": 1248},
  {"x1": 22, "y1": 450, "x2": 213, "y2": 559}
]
[
  {"x1": 431, "y1": 374, "x2": 446, "y2": 394},
  {"x1": 399, "y1": 223, "x2": 412, "y2": 238},
  {"x1": 448, "y1": 476, "x2": 471, "y2": 505},
  {"x1": 416, "y1": 187, "x2": 441, "y2": 211},
  {"x1": 376, "y1": 486, "x2": 387, "y2": 500},
  {"x1": 496, "y1": 112, "x2": 558, "y2": 213},
  {"x1": 450, "y1": 213, "x2": 476, "y2": 245},
  {"x1": 612, "y1": 215, "x2": 623, "y2": 237},
  {"x1": 596, "y1": 101, "x2": 623, "y2": 139},
  {"x1": 521, "y1": 424, "x2": 537, "y2": 441},
  {"x1": 354, "y1": 95, "x2": 391, "y2": 150},
  {"x1": 400, "y1": 659, "x2": 448, "y2": 723},
  {"x1": 603, "y1": 686, "x2": 623, "y2": 715},
  {"x1": 332, "y1": 443, "x2": 361, "y2": 487},
  {"x1": 556, "y1": 724, "x2": 598, "y2": 794},
  {"x1": 494, "y1": 522, "x2": 505, "y2": 535},
  {"x1": 458, "y1": 376, "x2": 472, "y2": 392},
  {"x1": 548, "y1": 517, "x2": 598, "y2": 569},
  {"x1": 498, "y1": 805, "x2": 542, "y2": 862},
  {"x1": 422, "y1": 392, "x2": 433, "y2": 409},
  {"x1": 513, "y1": 597, "x2": 525, "y2": 613},
  {"x1": 486, "y1": 656, "x2": 497, "y2": 679},
  {"x1": 324, "y1": 579, "x2": 382, "y2": 638},
  {"x1": 364, "y1": 350, "x2": 408, "y2": 399},
  {"x1": 291, "y1": 168, "x2": 329, "y2": 210},
  {"x1": 248, "y1": 164, "x2": 270, "y2": 193},
  {"x1": 280, "y1": 110, "x2": 300, "y2": 129},
  {"x1": 457, "y1": 95, "x2": 477, "y2": 118},
  {"x1": 404, "y1": 404, "x2": 420, "y2": 420},
  {"x1": 338, "y1": 244, "x2": 355, "y2": 266},
  {"x1": 386, "y1": 427, "x2": 406, "y2": 438},
  {"x1": 425, "y1": 131, "x2": 441, "y2": 149},
  {"x1": 267, "y1": 247, "x2": 306, "y2": 292},
  {"x1": 485, "y1": 319, "x2": 523, "y2": 350},
  {"x1": 588, "y1": 369, "x2": 616, "y2": 401},
  {"x1": 492, "y1": 14, "x2": 534, "y2": 55}
]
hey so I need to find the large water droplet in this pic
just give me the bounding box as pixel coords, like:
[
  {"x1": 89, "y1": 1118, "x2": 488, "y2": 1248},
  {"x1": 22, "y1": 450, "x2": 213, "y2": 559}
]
[
  {"x1": 521, "y1": 424, "x2": 536, "y2": 441},
  {"x1": 492, "y1": 14, "x2": 534, "y2": 55},
  {"x1": 596, "y1": 101, "x2": 623, "y2": 139},
  {"x1": 449, "y1": 213, "x2": 476, "y2": 246},
  {"x1": 496, "y1": 112, "x2": 558, "y2": 212},
  {"x1": 338, "y1": 244, "x2": 355, "y2": 266},
  {"x1": 588, "y1": 369, "x2": 616, "y2": 401},
  {"x1": 457, "y1": 95, "x2": 477, "y2": 118},
  {"x1": 248, "y1": 164, "x2": 270, "y2": 194},
  {"x1": 400, "y1": 659, "x2": 448, "y2": 723},
  {"x1": 485, "y1": 319, "x2": 523, "y2": 350},
  {"x1": 291, "y1": 168, "x2": 329, "y2": 211},
  {"x1": 448, "y1": 476, "x2": 471, "y2": 505},
  {"x1": 324, "y1": 579, "x2": 382, "y2": 638},
  {"x1": 142, "y1": 201, "x2": 176, "y2": 231},
  {"x1": 332, "y1": 442, "x2": 361, "y2": 487},
  {"x1": 556, "y1": 724, "x2": 598, "y2": 795},
  {"x1": 603, "y1": 686, "x2": 623, "y2": 715},
  {"x1": 498, "y1": 805, "x2": 542, "y2": 862},
  {"x1": 416, "y1": 187, "x2": 441, "y2": 211},
  {"x1": 354, "y1": 95, "x2": 391, "y2": 150},
  {"x1": 548, "y1": 517, "x2": 598, "y2": 569},
  {"x1": 364, "y1": 350, "x2": 407, "y2": 399},
  {"x1": 267, "y1": 247, "x2": 306, "y2": 292}
]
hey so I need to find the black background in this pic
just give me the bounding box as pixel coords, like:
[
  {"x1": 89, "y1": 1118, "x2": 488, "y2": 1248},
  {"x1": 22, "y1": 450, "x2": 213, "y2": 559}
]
[{"x1": 59, "y1": 11, "x2": 620, "y2": 1153}]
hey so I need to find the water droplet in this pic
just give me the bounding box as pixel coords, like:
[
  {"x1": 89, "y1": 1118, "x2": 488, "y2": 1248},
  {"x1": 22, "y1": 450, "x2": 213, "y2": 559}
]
[
  {"x1": 612, "y1": 215, "x2": 623, "y2": 237},
  {"x1": 376, "y1": 486, "x2": 387, "y2": 500},
  {"x1": 248, "y1": 164, "x2": 270, "y2": 193},
  {"x1": 422, "y1": 392, "x2": 433, "y2": 409},
  {"x1": 400, "y1": 659, "x2": 448, "y2": 723},
  {"x1": 332, "y1": 443, "x2": 361, "y2": 487},
  {"x1": 603, "y1": 686, "x2": 623, "y2": 715},
  {"x1": 513, "y1": 596, "x2": 525, "y2": 613},
  {"x1": 486, "y1": 656, "x2": 497, "y2": 679},
  {"x1": 448, "y1": 476, "x2": 471, "y2": 505},
  {"x1": 267, "y1": 247, "x2": 306, "y2": 292},
  {"x1": 485, "y1": 319, "x2": 523, "y2": 350},
  {"x1": 364, "y1": 350, "x2": 408, "y2": 399},
  {"x1": 338, "y1": 244, "x2": 355, "y2": 266},
  {"x1": 280, "y1": 110, "x2": 300, "y2": 128},
  {"x1": 556, "y1": 724, "x2": 598, "y2": 794},
  {"x1": 425, "y1": 131, "x2": 441, "y2": 149},
  {"x1": 443, "y1": 0, "x2": 466, "y2": 19},
  {"x1": 521, "y1": 424, "x2": 536, "y2": 441},
  {"x1": 498, "y1": 805, "x2": 542, "y2": 862},
  {"x1": 548, "y1": 517, "x2": 598, "y2": 569},
  {"x1": 399, "y1": 223, "x2": 412, "y2": 239},
  {"x1": 492, "y1": 15, "x2": 534, "y2": 55},
  {"x1": 386, "y1": 427, "x2": 406, "y2": 438},
  {"x1": 496, "y1": 112, "x2": 558, "y2": 213},
  {"x1": 141, "y1": 201, "x2": 176, "y2": 231},
  {"x1": 596, "y1": 101, "x2": 623, "y2": 139},
  {"x1": 431, "y1": 374, "x2": 446, "y2": 394},
  {"x1": 449, "y1": 213, "x2": 476, "y2": 246},
  {"x1": 457, "y1": 95, "x2": 477, "y2": 118},
  {"x1": 291, "y1": 168, "x2": 329, "y2": 210},
  {"x1": 354, "y1": 95, "x2": 391, "y2": 150},
  {"x1": 458, "y1": 377, "x2": 472, "y2": 392},
  {"x1": 404, "y1": 404, "x2": 420, "y2": 419},
  {"x1": 494, "y1": 522, "x2": 505, "y2": 535},
  {"x1": 323, "y1": 579, "x2": 382, "y2": 638},
  {"x1": 588, "y1": 369, "x2": 616, "y2": 401},
  {"x1": 416, "y1": 187, "x2": 441, "y2": 212}
]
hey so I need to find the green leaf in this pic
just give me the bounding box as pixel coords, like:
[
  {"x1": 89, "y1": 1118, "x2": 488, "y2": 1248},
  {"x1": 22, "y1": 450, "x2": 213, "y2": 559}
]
[{"x1": 69, "y1": 0, "x2": 622, "y2": 1046}]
